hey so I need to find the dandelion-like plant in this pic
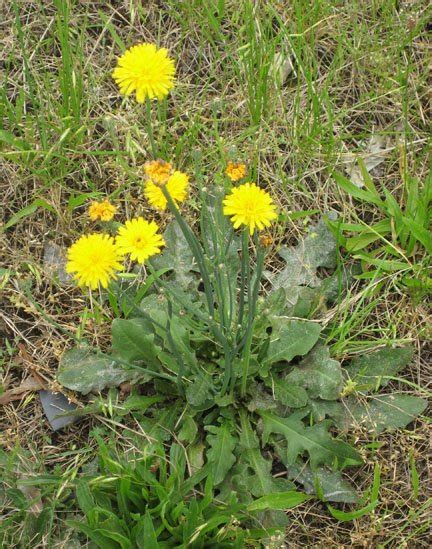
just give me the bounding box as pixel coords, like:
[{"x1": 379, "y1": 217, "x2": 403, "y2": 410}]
[
  {"x1": 225, "y1": 161, "x2": 247, "y2": 182},
  {"x1": 144, "y1": 160, "x2": 172, "y2": 185},
  {"x1": 66, "y1": 234, "x2": 123, "y2": 290},
  {"x1": 144, "y1": 170, "x2": 189, "y2": 211},
  {"x1": 116, "y1": 217, "x2": 165, "y2": 264},
  {"x1": 223, "y1": 182, "x2": 277, "y2": 234},
  {"x1": 88, "y1": 199, "x2": 116, "y2": 222},
  {"x1": 112, "y1": 43, "x2": 175, "y2": 102}
]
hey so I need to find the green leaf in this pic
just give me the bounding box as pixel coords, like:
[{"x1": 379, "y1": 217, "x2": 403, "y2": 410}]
[
  {"x1": 342, "y1": 394, "x2": 427, "y2": 434},
  {"x1": 142, "y1": 511, "x2": 159, "y2": 548},
  {"x1": 66, "y1": 520, "x2": 119, "y2": 549},
  {"x1": 240, "y1": 448, "x2": 293, "y2": 497},
  {"x1": 238, "y1": 412, "x2": 294, "y2": 497},
  {"x1": 151, "y1": 221, "x2": 197, "y2": 289},
  {"x1": 269, "y1": 218, "x2": 337, "y2": 308},
  {"x1": 333, "y1": 171, "x2": 384, "y2": 207},
  {"x1": 264, "y1": 319, "x2": 321, "y2": 366},
  {"x1": 0, "y1": 128, "x2": 31, "y2": 151},
  {"x1": 185, "y1": 374, "x2": 213, "y2": 409},
  {"x1": 352, "y1": 252, "x2": 408, "y2": 272},
  {"x1": 206, "y1": 420, "x2": 237, "y2": 485},
  {"x1": 3, "y1": 199, "x2": 55, "y2": 232},
  {"x1": 260, "y1": 410, "x2": 362, "y2": 469},
  {"x1": 344, "y1": 219, "x2": 392, "y2": 252},
  {"x1": 140, "y1": 294, "x2": 200, "y2": 378},
  {"x1": 76, "y1": 481, "x2": 95, "y2": 515},
  {"x1": 111, "y1": 318, "x2": 161, "y2": 366},
  {"x1": 265, "y1": 377, "x2": 308, "y2": 408},
  {"x1": 327, "y1": 463, "x2": 381, "y2": 521},
  {"x1": 138, "y1": 402, "x2": 182, "y2": 442},
  {"x1": 247, "y1": 491, "x2": 310, "y2": 512},
  {"x1": 286, "y1": 345, "x2": 343, "y2": 400},
  {"x1": 309, "y1": 399, "x2": 345, "y2": 423},
  {"x1": 246, "y1": 384, "x2": 280, "y2": 413},
  {"x1": 283, "y1": 461, "x2": 358, "y2": 503},
  {"x1": 345, "y1": 346, "x2": 414, "y2": 392},
  {"x1": 57, "y1": 348, "x2": 129, "y2": 395},
  {"x1": 178, "y1": 416, "x2": 198, "y2": 443},
  {"x1": 187, "y1": 443, "x2": 205, "y2": 474}
]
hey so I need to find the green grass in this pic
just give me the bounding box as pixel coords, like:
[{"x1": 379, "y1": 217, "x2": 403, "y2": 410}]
[{"x1": 1, "y1": 0, "x2": 430, "y2": 546}]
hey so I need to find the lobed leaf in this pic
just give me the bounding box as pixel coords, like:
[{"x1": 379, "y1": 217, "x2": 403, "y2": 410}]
[
  {"x1": 267, "y1": 217, "x2": 337, "y2": 310},
  {"x1": 260, "y1": 410, "x2": 362, "y2": 469},
  {"x1": 205, "y1": 420, "x2": 237, "y2": 485}
]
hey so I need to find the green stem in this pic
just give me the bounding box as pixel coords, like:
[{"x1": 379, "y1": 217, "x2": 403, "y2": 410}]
[
  {"x1": 161, "y1": 186, "x2": 215, "y2": 318},
  {"x1": 240, "y1": 319, "x2": 255, "y2": 398},
  {"x1": 145, "y1": 98, "x2": 158, "y2": 157},
  {"x1": 114, "y1": 356, "x2": 176, "y2": 383},
  {"x1": 240, "y1": 242, "x2": 265, "y2": 397},
  {"x1": 237, "y1": 230, "x2": 249, "y2": 339}
]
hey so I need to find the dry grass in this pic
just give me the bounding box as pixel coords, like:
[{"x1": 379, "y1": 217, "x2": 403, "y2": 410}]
[{"x1": 1, "y1": 0, "x2": 431, "y2": 546}]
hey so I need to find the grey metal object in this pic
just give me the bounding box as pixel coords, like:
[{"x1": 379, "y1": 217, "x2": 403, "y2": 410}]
[{"x1": 39, "y1": 390, "x2": 79, "y2": 431}]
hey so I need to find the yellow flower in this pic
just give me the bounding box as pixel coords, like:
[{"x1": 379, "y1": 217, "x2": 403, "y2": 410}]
[
  {"x1": 223, "y1": 182, "x2": 277, "y2": 235},
  {"x1": 144, "y1": 170, "x2": 189, "y2": 211},
  {"x1": 66, "y1": 234, "x2": 123, "y2": 290},
  {"x1": 259, "y1": 234, "x2": 274, "y2": 247},
  {"x1": 116, "y1": 217, "x2": 165, "y2": 264},
  {"x1": 112, "y1": 43, "x2": 175, "y2": 102},
  {"x1": 144, "y1": 160, "x2": 172, "y2": 185},
  {"x1": 225, "y1": 161, "x2": 247, "y2": 182},
  {"x1": 88, "y1": 199, "x2": 116, "y2": 222}
]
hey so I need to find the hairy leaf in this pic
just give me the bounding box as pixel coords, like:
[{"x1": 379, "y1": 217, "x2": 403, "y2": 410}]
[
  {"x1": 151, "y1": 221, "x2": 197, "y2": 289},
  {"x1": 57, "y1": 348, "x2": 129, "y2": 395},
  {"x1": 264, "y1": 319, "x2": 321, "y2": 366},
  {"x1": 185, "y1": 374, "x2": 213, "y2": 409},
  {"x1": 341, "y1": 394, "x2": 427, "y2": 434},
  {"x1": 283, "y1": 461, "x2": 358, "y2": 503},
  {"x1": 286, "y1": 345, "x2": 343, "y2": 400},
  {"x1": 111, "y1": 318, "x2": 161, "y2": 365},
  {"x1": 344, "y1": 346, "x2": 414, "y2": 392},
  {"x1": 265, "y1": 377, "x2": 308, "y2": 408},
  {"x1": 246, "y1": 384, "x2": 280, "y2": 413}
]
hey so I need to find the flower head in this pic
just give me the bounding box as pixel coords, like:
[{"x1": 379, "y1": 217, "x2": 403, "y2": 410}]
[
  {"x1": 225, "y1": 161, "x2": 247, "y2": 182},
  {"x1": 144, "y1": 160, "x2": 172, "y2": 185},
  {"x1": 259, "y1": 234, "x2": 274, "y2": 247},
  {"x1": 112, "y1": 43, "x2": 175, "y2": 102},
  {"x1": 144, "y1": 170, "x2": 189, "y2": 211},
  {"x1": 116, "y1": 217, "x2": 165, "y2": 264},
  {"x1": 223, "y1": 182, "x2": 277, "y2": 234},
  {"x1": 66, "y1": 234, "x2": 123, "y2": 290},
  {"x1": 88, "y1": 199, "x2": 116, "y2": 222}
]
